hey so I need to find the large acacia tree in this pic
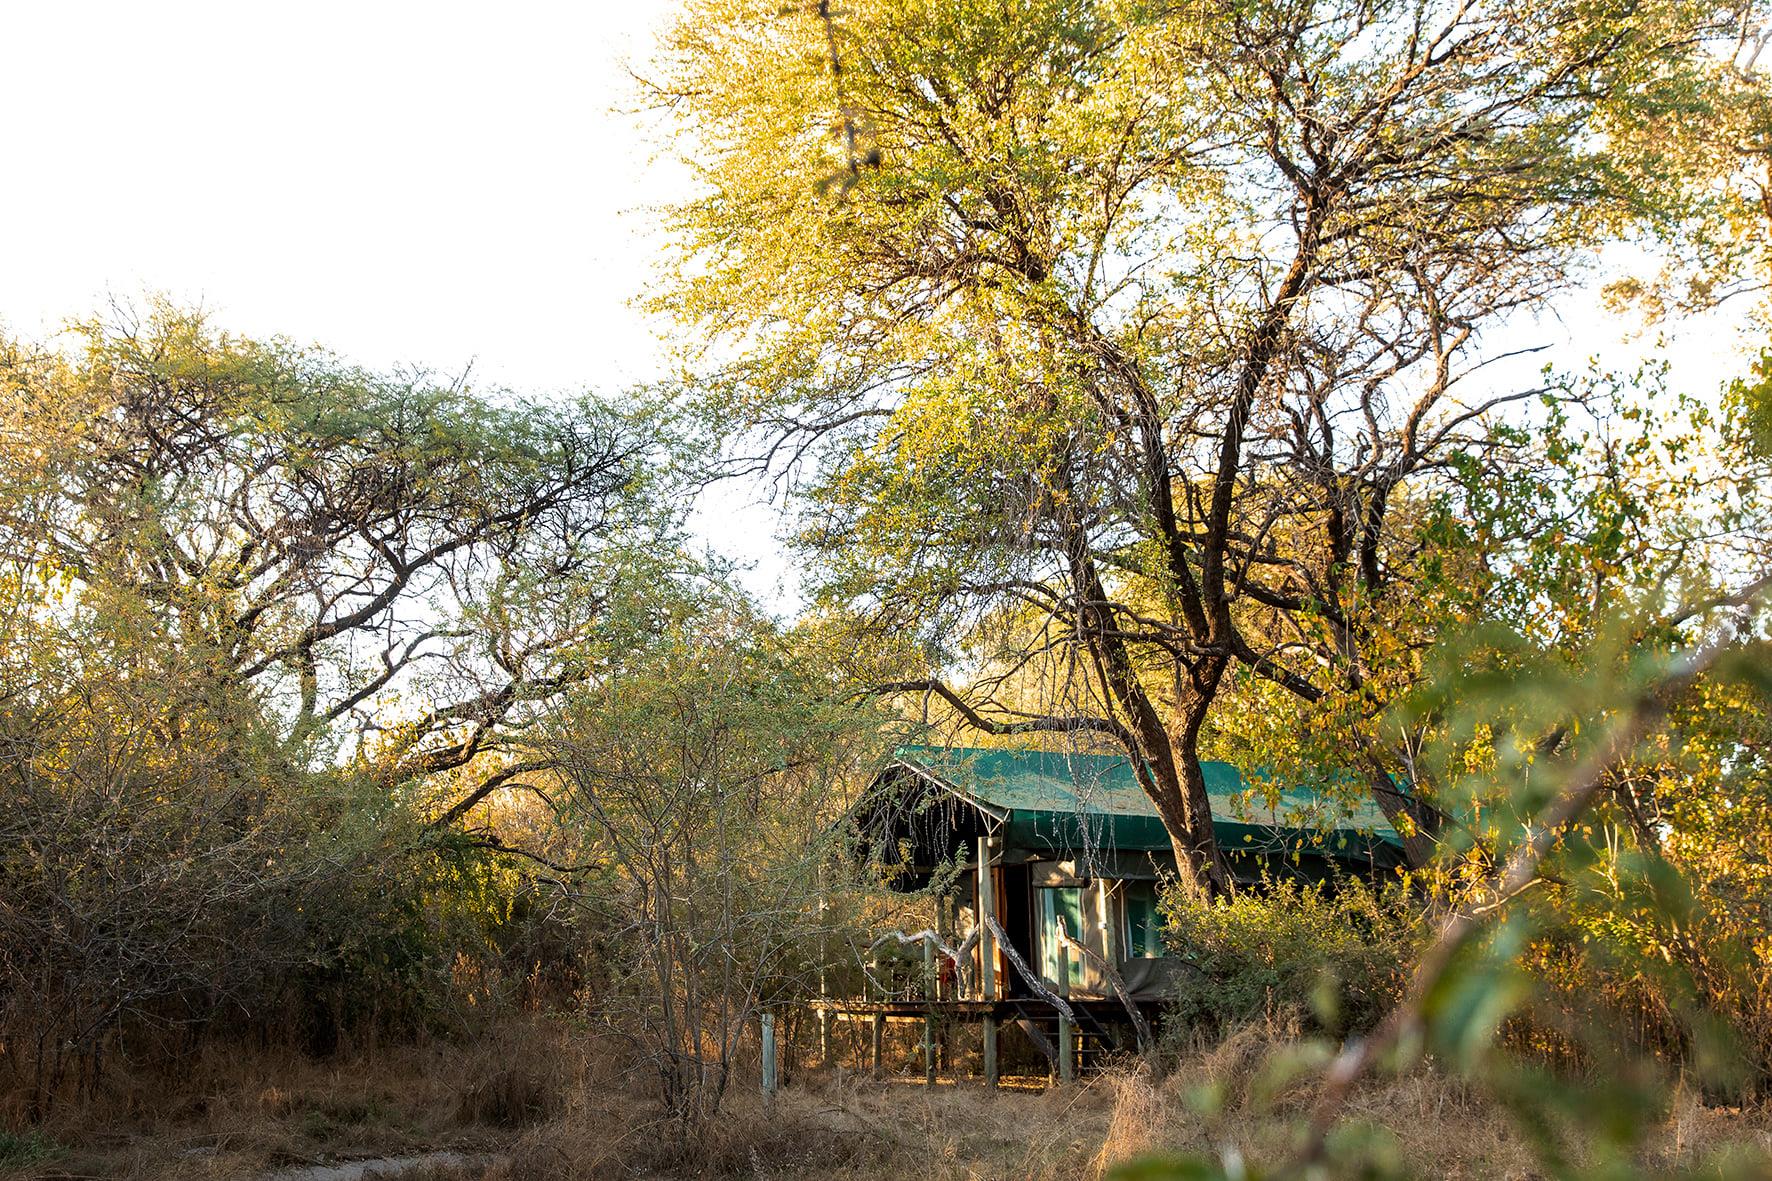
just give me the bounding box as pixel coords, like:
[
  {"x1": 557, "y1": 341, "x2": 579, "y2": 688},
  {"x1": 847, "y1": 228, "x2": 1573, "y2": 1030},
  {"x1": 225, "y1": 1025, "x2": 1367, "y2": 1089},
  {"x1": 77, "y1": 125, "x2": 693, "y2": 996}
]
[
  {"x1": 655, "y1": 0, "x2": 1759, "y2": 892},
  {"x1": 0, "y1": 302, "x2": 663, "y2": 825}
]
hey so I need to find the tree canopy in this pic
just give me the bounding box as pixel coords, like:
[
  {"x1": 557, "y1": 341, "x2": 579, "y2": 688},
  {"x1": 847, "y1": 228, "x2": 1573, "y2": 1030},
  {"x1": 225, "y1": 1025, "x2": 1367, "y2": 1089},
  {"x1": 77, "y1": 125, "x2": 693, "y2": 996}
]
[{"x1": 653, "y1": 0, "x2": 1770, "y2": 892}]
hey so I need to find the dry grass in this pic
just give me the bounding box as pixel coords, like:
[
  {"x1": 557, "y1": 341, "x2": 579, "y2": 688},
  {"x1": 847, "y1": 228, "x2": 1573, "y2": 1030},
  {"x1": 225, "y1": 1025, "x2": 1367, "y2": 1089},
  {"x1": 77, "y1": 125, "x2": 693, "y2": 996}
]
[
  {"x1": 6, "y1": 1018, "x2": 1770, "y2": 1180},
  {"x1": 2, "y1": 1017, "x2": 596, "y2": 1181},
  {"x1": 485, "y1": 1016, "x2": 1772, "y2": 1180}
]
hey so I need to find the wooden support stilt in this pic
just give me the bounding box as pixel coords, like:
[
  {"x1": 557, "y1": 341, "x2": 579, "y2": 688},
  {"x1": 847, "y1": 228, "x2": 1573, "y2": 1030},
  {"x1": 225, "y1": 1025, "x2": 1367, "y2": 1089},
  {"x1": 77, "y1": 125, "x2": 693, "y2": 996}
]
[
  {"x1": 978, "y1": 835, "x2": 999, "y2": 1089},
  {"x1": 1057, "y1": 926, "x2": 1075, "y2": 1085},
  {"x1": 818, "y1": 887, "x2": 833, "y2": 1067},
  {"x1": 761, "y1": 1011, "x2": 778, "y2": 1109},
  {"x1": 817, "y1": 965, "x2": 832, "y2": 1068},
  {"x1": 937, "y1": 893, "x2": 953, "y2": 1000},
  {"x1": 923, "y1": 934, "x2": 937, "y2": 1086},
  {"x1": 977, "y1": 836, "x2": 996, "y2": 1004},
  {"x1": 871, "y1": 1011, "x2": 885, "y2": 1079},
  {"x1": 870, "y1": 945, "x2": 886, "y2": 1078}
]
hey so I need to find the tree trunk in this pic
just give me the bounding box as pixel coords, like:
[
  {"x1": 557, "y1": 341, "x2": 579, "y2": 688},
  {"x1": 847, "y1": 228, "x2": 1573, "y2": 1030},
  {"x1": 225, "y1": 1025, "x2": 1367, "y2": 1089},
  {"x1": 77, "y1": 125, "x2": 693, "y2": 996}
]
[
  {"x1": 1117, "y1": 665, "x2": 1235, "y2": 900},
  {"x1": 1066, "y1": 536, "x2": 1230, "y2": 898},
  {"x1": 1359, "y1": 750, "x2": 1443, "y2": 871},
  {"x1": 1168, "y1": 677, "x2": 1233, "y2": 898}
]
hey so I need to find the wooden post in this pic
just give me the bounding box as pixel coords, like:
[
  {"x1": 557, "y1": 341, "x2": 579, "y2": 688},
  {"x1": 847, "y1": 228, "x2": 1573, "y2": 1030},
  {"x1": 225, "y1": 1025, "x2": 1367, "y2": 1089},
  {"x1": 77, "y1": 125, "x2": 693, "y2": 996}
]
[
  {"x1": 871, "y1": 947, "x2": 885, "y2": 1079},
  {"x1": 978, "y1": 835, "x2": 998, "y2": 1088},
  {"x1": 1057, "y1": 922, "x2": 1075, "y2": 1085},
  {"x1": 977, "y1": 836, "x2": 995, "y2": 1002},
  {"x1": 871, "y1": 1012, "x2": 886, "y2": 1079},
  {"x1": 923, "y1": 933, "x2": 937, "y2": 1087},
  {"x1": 936, "y1": 892, "x2": 951, "y2": 1000},
  {"x1": 761, "y1": 1011, "x2": 778, "y2": 1109},
  {"x1": 817, "y1": 895, "x2": 833, "y2": 1067}
]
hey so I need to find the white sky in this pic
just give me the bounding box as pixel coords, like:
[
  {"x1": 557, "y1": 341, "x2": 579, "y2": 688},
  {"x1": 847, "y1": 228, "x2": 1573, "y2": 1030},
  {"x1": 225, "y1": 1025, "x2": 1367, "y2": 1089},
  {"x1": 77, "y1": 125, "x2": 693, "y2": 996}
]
[
  {"x1": 0, "y1": 1, "x2": 1755, "y2": 610},
  {"x1": 3, "y1": 0, "x2": 678, "y2": 389},
  {"x1": 1, "y1": 0, "x2": 804, "y2": 596}
]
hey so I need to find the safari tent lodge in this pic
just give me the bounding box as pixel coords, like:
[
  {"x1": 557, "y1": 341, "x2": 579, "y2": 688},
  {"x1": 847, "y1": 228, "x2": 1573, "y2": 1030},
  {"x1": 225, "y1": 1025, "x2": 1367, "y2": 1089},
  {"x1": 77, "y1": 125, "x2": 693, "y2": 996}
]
[{"x1": 828, "y1": 745, "x2": 1405, "y2": 1079}]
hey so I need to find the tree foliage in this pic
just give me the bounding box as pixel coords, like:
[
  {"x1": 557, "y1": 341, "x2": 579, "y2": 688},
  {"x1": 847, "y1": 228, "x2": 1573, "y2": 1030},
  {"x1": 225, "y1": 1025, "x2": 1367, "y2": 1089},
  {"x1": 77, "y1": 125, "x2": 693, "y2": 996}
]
[
  {"x1": 0, "y1": 301, "x2": 654, "y2": 807},
  {"x1": 0, "y1": 304, "x2": 671, "y2": 1112},
  {"x1": 653, "y1": 0, "x2": 1763, "y2": 892},
  {"x1": 537, "y1": 573, "x2": 883, "y2": 1131}
]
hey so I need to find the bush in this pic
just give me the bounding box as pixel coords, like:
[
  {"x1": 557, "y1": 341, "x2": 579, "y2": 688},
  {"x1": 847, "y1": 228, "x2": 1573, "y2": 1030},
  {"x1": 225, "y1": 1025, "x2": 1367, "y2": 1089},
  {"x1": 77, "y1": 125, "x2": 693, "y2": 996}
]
[
  {"x1": 0, "y1": 1129, "x2": 57, "y2": 1168},
  {"x1": 1163, "y1": 873, "x2": 1421, "y2": 1037}
]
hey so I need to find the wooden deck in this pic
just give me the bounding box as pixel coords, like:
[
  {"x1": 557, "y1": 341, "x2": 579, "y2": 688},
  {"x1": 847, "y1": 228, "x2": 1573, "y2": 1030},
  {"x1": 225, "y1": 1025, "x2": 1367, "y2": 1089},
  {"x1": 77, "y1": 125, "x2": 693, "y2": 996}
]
[
  {"x1": 811, "y1": 993, "x2": 1158, "y2": 1083},
  {"x1": 812, "y1": 997, "x2": 1158, "y2": 1021}
]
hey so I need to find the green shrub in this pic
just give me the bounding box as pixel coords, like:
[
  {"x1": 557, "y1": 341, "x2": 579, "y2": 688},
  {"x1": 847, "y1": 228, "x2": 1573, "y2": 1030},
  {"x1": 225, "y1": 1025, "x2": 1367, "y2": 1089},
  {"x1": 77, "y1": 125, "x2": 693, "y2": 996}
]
[
  {"x1": 0, "y1": 1129, "x2": 58, "y2": 1168},
  {"x1": 1163, "y1": 873, "x2": 1421, "y2": 1037}
]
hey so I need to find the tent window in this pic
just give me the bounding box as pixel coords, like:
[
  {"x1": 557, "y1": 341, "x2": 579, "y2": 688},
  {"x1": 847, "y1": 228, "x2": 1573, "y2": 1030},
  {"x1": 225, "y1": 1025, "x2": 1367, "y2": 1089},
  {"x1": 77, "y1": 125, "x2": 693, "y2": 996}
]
[
  {"x1": 1122, "y1": 881, "x2": 1164, "y2": 958},
  {"x1": 1037, "y1": 887, "x2": 1085, "y2": 988}
]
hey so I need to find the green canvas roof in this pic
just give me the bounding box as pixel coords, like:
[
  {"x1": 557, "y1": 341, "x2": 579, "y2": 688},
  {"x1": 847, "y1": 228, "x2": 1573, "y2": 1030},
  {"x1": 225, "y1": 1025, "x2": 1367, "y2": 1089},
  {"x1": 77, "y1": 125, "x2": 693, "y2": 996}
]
[{"x1": 894, "y1": 744, "x2": 1402, "y2": 860}]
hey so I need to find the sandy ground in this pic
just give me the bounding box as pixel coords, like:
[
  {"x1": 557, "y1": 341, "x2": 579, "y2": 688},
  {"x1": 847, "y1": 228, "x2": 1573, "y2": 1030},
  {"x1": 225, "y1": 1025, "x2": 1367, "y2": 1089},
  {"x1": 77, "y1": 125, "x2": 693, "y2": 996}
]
[{"x1": 259, "y1": 1152, "x2": 505, "y2": 1181}]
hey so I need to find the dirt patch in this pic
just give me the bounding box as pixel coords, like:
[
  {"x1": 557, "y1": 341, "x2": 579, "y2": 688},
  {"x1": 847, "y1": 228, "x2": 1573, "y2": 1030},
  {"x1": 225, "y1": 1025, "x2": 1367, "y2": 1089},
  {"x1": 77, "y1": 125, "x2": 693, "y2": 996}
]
[{"x1": 262, "y1": 1151, "x2": 505, "y2": 1181}]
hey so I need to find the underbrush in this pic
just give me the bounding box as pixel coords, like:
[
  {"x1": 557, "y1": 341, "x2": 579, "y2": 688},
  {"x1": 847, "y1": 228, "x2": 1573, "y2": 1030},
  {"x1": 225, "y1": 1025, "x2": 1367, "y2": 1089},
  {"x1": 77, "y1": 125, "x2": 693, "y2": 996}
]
[
  {"x1": 1163, "y1": 873, "x2": 1421, "y2": 1037},
  {"x1": 489, "y1": 1020, "x2": 1772, "y2": 1179},
  {"x1": 8, "y1": 1017, "x2": 1768, "y2": 1180},
  {"x1": 0, "y1": 1129, "x2": 58, "y2": 1169},
  {"x1": 0, "y1": 1017, "x2": 593, "y2": 1181}
]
